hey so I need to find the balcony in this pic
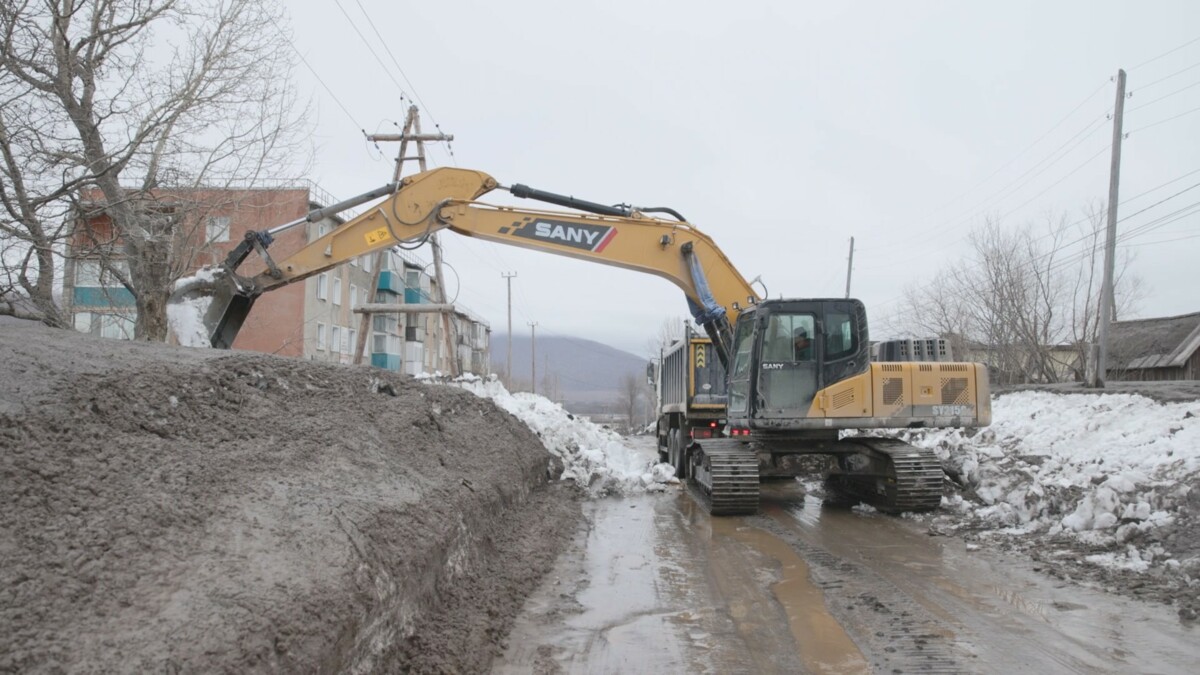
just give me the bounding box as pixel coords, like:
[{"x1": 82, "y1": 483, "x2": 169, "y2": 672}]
[
  {"x1": 377, "y1": 270, "x2": 404, "y2": 295},
  {"x1": 371, "y1": 353, "x2": 402, "y2": 372},
  {"x1": 73, "y1": 286, "x2": 136, "y2": 308}
]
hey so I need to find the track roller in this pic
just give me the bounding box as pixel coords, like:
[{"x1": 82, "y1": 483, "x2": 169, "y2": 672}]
[
  {"x1": 687, "y1": 438, "x2": 759, "y2": 515},
  {"x1": 825, "y1": 438, "x2": 943, "y2": 513}
]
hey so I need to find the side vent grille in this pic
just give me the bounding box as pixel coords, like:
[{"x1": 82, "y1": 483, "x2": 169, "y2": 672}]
[
  {"x1": 919, "y1": 364, "x2": 933, "y2": 372},
  {"x1": 883, "y1": 378, "x2": 905, "y2": 406},
  {"x1": 832, "y1": 389, "x2": 855, "y2": 409},
  {"x1": 940, "y1": 377, "x2": 970, "y2": 405},
  {"x1": 882, "y1": 364, "x2": 903, "y2": 372},
  {"x1": 939, "y1": 364, "x2": 969, "y2": 372}
]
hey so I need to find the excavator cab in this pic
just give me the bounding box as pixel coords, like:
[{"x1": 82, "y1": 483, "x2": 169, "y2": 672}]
[{"x1": 725, "y1": 298, "x2": 871, "y2": 429}]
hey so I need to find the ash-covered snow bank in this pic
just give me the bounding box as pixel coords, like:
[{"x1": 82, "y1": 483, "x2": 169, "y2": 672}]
[
  {"x1": 423, "y1": 373, "x2": 676, "y2": 495},
  {"x1": 0, "y1": 319, "x2": 582, "y2": 673},
  {"x1": 895, "y1": 390, "x2": 1200, "y2": 596}
]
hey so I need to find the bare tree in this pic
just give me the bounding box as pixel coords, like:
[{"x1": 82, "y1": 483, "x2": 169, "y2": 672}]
[
  {"x1": 0, "y1": 0, "x2": 306, "y2": 338},
  {"x1": 616, "y1": 372, "x2": 643, "y2": 434},
  {"x1": 894, "y1": 209, "x2": 1141, "y2": 384},
  {"x1": 644, "y1": 316, "x2": 687, "y2": 359}
]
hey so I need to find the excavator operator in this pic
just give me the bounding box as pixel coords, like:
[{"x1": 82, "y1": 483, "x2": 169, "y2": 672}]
[{"x1": 793, "y1": 327, "x2": 813, "y2": 361}]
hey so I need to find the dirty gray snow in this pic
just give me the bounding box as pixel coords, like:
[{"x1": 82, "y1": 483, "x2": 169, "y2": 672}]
[{"x1": 0, "y1": 317, "x2": 583, "y2": 673}]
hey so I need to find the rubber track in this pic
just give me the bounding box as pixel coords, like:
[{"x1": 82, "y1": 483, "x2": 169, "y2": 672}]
[
  {"x1": 828, "y1": 438, "x2": 943, "y2": 513},
  {"x1": 689, "y1": 439, "x2": 759, "y2": 516}
]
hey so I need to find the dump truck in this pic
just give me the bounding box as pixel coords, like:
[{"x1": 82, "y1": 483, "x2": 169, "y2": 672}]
[{"x1": 649, "y1": 327, "x2": 728, "y2": 478}]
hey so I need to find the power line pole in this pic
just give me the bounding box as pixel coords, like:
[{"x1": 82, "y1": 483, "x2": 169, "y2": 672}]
[
  {"x1": 1093, "y1": 68, "x2": 1127, "y2": 389},
  {"x1": 528, "y1": 322, "x2": 538, "y2": 395},
  {"x1": 844, "y1": 236, "x2": 855, "y2": 298},
  {"x1": 359, "y1": 105, "x2": 455, "y2": 374},
  {"x1": 502, "y1": 271, "x2": 517, "y2": 383},
  {"x1": 355, "y1": 105, "x2": 453, "y2": 369}
]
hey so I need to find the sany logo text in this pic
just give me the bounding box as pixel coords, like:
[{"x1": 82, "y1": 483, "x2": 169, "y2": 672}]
[{"x1": 500, "y1": 218, "x2": 617, "y2": 253}]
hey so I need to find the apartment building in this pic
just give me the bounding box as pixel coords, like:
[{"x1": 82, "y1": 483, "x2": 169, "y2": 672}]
[{"x1": 66, "y1": 185, "x2": 489, "y2": 376}]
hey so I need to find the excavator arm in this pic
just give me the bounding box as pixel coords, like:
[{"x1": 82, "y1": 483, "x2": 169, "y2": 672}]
[{"x1": 180, "y1": 168, "x2": 760, "y2": 362}]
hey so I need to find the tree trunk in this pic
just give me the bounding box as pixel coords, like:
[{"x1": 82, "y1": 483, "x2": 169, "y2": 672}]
[
  {"x1": 125, "y1": 232, "x2": 173, "y2": 341},
  {"x1": 28, "y1": 244, "x2": 67, "y2": 327}
]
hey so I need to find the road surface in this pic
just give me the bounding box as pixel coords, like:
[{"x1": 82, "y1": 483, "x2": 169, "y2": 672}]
[{"x1": 494, "y1": 438, "x2": 1199, "y2": 674}]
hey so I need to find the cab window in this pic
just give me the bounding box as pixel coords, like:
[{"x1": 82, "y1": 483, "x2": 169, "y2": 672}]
[
  {"x1": 762, "y1": 314, "x2": 815, "y2": 362},
  {"x1": 824, "y1": 311, "x2": 856, "y2": 360}
]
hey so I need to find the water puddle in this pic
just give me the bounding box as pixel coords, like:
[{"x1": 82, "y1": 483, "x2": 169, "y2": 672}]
[{"x1": 712, "y1": 517, "x2": 871, "y2": 674}]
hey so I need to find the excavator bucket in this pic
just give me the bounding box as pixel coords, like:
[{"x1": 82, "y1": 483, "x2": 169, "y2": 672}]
[{"x1": 167, "y1": 266, "x2": 259, "y2": 349}]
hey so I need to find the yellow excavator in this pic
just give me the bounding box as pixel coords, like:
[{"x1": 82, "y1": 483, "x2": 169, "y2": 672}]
[{"x1": 174, "y1": 167, "x2": 990, "y2": 515}]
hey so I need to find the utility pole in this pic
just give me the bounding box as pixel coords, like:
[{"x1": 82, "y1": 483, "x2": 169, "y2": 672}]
[
  {"x1": 357, "y1": 105, "x2": 455, "y2": 374},
  {"x1": 502, "y1": 271, "x2": 517, "y2": 383},
  {"x1": 1093, "y1": 69, "x2": 1127, "y2": 389},
  {"x1": 528, "y1": 321, "x2": 538, "y2": 395},
  {"x1": 844, "y1": 236, "x2": 855, "y2": 299}
]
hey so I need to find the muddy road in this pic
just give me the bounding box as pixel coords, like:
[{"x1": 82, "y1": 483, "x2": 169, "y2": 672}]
[{"x1": 495, "y1": 438, "x2": 1199, "y2": 674}]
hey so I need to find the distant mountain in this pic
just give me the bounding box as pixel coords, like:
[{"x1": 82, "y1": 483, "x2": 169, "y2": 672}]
[{"x1": 490, "y1": 333, "x2": 648, "y2": 412}]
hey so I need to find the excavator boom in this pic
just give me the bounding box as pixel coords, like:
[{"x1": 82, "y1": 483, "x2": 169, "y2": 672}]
[{"x1": 179, "y1": 168, "x2": 759, "y2": 360}]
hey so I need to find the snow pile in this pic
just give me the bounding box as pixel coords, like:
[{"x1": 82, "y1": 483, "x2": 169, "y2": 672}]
[
  {"x1": 900, "y1": 391, "x2": 1200, "y2": 570},
  {"x1": 424, "y1": 373, "x2": 676, "y2": 495}
]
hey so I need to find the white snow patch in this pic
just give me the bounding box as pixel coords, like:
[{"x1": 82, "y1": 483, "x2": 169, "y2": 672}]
[
  {"x1": 436, "y1": 373, "x2": 673, "y2": 496},
  {"x1": 891, "y1": 390, "x2": 1200, "y2": 574},
  {"x1": 167, "y1": 267, "x2": 223, "y2": 348}
]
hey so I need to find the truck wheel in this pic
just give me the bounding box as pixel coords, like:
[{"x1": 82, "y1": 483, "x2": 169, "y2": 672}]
[
  {"x1": 667, "y1": 427, "x2": 676, "y2": 470},
  {"x1": 671, "y1": 430, "x2": 688, "y2": 480}
]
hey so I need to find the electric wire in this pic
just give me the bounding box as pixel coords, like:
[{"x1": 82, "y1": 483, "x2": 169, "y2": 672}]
[
  {"x1": 1124, "y1": 230, "x2": 1200, "y2": 248},
  {"x1": 875, "y1": 53, "x2": 1198, "y2": 261},
  {"x1": 1133, "y1": 59, "x2": 1200, "y2": 91},
  {"x1": 351, "y1": 0, "x2": 456, "y2": 165},
  {"x1": 871, "y1": 182, "x2": 1200, "y2": 317},
  {"x1": 266, "y1": 15, "x2": 376, "y2": 150},
  {"x1": 1127, "y1": 104, "x2": 1200, "y2": 134},
  {"x1": 873, "y1": 84, "x2": 1112, "y2": 250},
  {"x1": 868, "y1": 131, "x2": 1112, "y2": 271},
  {"x1": 915, "y1": 79, "x2": 1111, "y2": 221},
  {"x1": 331, "y1": 0, "x2": 414, "y2": 104},
  {"x1": 1127, "y1": 79, "x2": 1200, "y2": 113},
  {"x1": 1130, "y1": 34, "x2": 1200, "y2": 71}
]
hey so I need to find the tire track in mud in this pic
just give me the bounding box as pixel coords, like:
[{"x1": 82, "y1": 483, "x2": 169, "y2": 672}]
[{"x1": 746, "y1": 509, "x2": 968, "y2": 674}]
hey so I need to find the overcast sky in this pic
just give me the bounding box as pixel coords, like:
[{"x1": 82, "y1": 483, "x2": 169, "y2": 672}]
[{"x1": 280, "y1": 0, "x2": 1199, "y2": 356}]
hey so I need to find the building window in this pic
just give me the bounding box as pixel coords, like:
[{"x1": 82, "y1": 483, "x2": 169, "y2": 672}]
[
  {"x1": 75, "y1": 259, "x2": 128, "y2": 287},
  {"x1": 76, "y1": 260, "x2": 102, "y2": 286},
  {"x1": 359, "y1": 287, "x2": 368, "y2": 308},
  {"x1": 362, "y1": 255, "x2": 372, "y2": 273},
  {"x1": 332, "y1": 277, "x2": 342, "y2": 306},
  {"x1": 206, "y1": 216, "x2": 231, "y2": 243},
  {"x1": 316, "y1": 274, "x2": 328, "y2": 301},
  {"x1": 74, "y1": 311, "x2": 134, "y2": 339},
  {"x1": 374, "y1": 332, "x2": 401, "y2": 355},
  {"x1": 331, "y1": 326, "x2": 341, "y2": 354},
  {"x1": 349, "y1": 284, "x2": 358, "y2": 310},
  {"x1": 317, "y1": 323, "x2": 326, "y2": 350},
  {"x1": 318, "y1": 221, "x2": 331, "y2": 238},
  {"x1": 347, "y1": 328, "x2": 357, "y2": 354}
]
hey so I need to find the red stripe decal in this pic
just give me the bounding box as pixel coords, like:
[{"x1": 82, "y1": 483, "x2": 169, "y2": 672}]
[{"x1": 594, "y1": 228, "x2": 617, "y2": 252}]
